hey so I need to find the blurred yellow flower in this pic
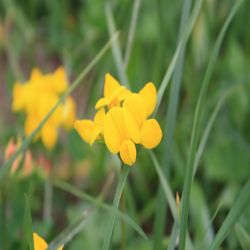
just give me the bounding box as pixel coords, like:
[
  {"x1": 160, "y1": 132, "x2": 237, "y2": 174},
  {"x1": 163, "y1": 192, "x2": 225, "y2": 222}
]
[
  {"x1": 33, "y1": 232, "x2": 63, "y2": 250},
  {"x1": 12, "y1": 67, "x2": 76, "y2": 150},
  {"x1": 75, "y1": 74, "x2": 162, "y2": 166}
]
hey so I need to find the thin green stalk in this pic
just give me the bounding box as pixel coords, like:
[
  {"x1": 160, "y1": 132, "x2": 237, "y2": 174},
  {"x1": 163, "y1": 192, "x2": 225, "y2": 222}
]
[
  {"x1": 178, "y1": 1, "x2": 244, "y2": 249},
  {"x1": 123, "y1": 0, "x2": 141, "y2": 68},
  {"x1": 43, "y1": 179, "x2": 53, "y2": 222},
  {"x1": 0, "y1": 32, "x2": 119, "y2": 183},
  {"x1": 105, "y1": 2, "x2": 129, "y2": 87},
  {"x1": 121, "y1": 192, "x2": 126, "y2": 250},
  {"x1": 153, "y1": 0, "x2": 192, "y2": 248},
  {"x1": 101, "y1": 165, "x2": 130, "y2": 250}
]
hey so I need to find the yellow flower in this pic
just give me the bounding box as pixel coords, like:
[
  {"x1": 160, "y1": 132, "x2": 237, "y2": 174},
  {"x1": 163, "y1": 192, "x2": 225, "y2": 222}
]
[
  {"x1": 95, "y1": 73, "x2": 131, "y2": 110},
  {"x1": 75, "y1": 73, "x2": 162, "y2": 166},
  {"x1": 12, "y1": 67, "x2": 76, "y2": 150},
  {"x1": 103, "y1": 83, "x2": 162, "y2": 165},
  {"x1": 33, "y1": 232, "x2": 63, "y2": 250},
  {"x1": 74, "y1": 108, "x2": 105, "y2": 145}
]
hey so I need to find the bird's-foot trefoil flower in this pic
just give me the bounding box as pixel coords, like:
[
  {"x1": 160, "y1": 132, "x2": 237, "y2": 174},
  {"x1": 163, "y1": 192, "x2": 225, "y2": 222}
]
[{"x1": 75, "y1": 74, "x2": 162, "y2": 166}]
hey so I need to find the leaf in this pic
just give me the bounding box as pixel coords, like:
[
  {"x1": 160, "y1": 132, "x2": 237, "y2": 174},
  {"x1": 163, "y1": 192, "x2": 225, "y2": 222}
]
[{"x1": 24, "y1": 194, "x2": 34, "y2": 250}]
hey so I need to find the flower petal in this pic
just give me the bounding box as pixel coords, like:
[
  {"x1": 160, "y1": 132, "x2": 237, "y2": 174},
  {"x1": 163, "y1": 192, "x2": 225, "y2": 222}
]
[
  {"x1": 33, "y1": 233, "x2": 48, "y2": 250},
  {"x1": 139, "y1": 82, "x2": 157, "y2": 117},
  {"x1": 104, "y1": 107, "x2": 128, "y2": 153},
  {"x1": 74, "y1": 119, "x2": 94, "y2": 144},
  {"x1": 140, "y1": 119, "x2": 162, "y2": 149},
  {"x1": 104, "y1": 73, "x2": 121, "y2": 97},
  {"x1": 95, "y1": 97, "x2": 108, "y2": 110},
  {"x1": 123, "y1": 93, "x2": 147, "y2": 127},
  {"x1": 123, "y1": 107, "x2": 141, "y2": 143},
  {"x1": 94, "y1": 108, "x2": 106, "y2": 125},
  {"x1": 89, "y1": 125, "x2": 103, "y2": 145},
  {"x1": 119, "y1": 139, "x2": 136, "y2": 166},
  {"x1": 41, "y1": 123, "x2": 58, "y2": 150},
  {"x1": 62, "y1": 96, "x2": 76, "y2": 130}
]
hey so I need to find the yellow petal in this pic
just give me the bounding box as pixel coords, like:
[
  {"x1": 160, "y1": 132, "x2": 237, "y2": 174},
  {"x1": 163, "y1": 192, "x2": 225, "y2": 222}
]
[
  {"x1": 25, "y1": 115, "x2": 40, "y2": 140},
  {"x1": 139, "y1": 82, "x2": 157, "y2": 117},
  {"x1": 57, "y1": 246, "x2": 64, "y2": 250},
  {"x1": 119, "y1": 139, "x2": 136, "y2": 166},
  {"x1": 89, "y1": 125, "x2": 103, "y2": 145},
  {"x1": 95, "y1": 97, "x2": 109, "y2": 109},
  {"x1": 53, "y1": 67, "x2": 68, "y2": 94},
  {"x1": 33, "y1": 233, "x2": 48, "y2": 250},
  {"x1": 104, "y1": 73, "x2": 121, "y2": 97},
  {"x1": 123, "y1": 107, "x2": 141, "y2": 143},
  {"x1": 41, "y1": 123, "x2": 58, "y2": 150},
  {"x1": 140, "y1": 119, "x2": 162, "y2": 149},
  {"x1": 62, "y1": 96, "x2": 76, "y2": 130},
  {"x1": 104, "y1": 107, "x2": 128, "y2": 153},
  {"x1": 74, "y1": 119, "x2": 94, "y2": 144},
  {"x1": 94, "y1": 108, "x2": 106, "y2": 125},
  {"x1": 12, "y1": 83, "x2": 25, "y2": 112},
  {"x1": 123, "y1": 93, "x2": 147, "y2": 127}
]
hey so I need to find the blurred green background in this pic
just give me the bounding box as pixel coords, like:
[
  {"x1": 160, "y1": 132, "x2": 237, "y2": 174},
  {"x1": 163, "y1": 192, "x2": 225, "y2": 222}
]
[{"x1": 0, "y1": 0, "x2": 250, "y2": 249}]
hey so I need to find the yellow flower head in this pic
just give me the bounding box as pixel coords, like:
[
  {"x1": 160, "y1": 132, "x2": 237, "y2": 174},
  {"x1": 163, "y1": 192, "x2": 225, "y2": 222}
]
[
  {"x1": 12, "y1": 67, "x2": 76, "y2": 150},
  {"x1": 75, "y1": 74, "x2": 162, "y2": 166},
  {"x1": 33, "y1": 232, "x2": 63, "y2": 250}
]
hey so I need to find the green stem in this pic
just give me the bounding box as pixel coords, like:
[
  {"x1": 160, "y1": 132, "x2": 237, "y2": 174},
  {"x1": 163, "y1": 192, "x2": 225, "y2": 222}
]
[
  {"x1": 1, "y1": 185, "x2": 8, "y2": 250},
  {"x1": 101, "y1": 165, "x2": 130, "y2": 250},
  {"x1": 120, "y1": 192, "x2": 126, "y2": 250}
]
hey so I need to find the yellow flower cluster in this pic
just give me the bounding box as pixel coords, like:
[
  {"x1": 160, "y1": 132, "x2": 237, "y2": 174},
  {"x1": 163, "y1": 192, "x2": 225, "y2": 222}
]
[
  {"x1": 12, "y1": 67, "x2": 76, "y2": 150},
  {"x1": 33, "y1": 232, "x2": 63, "y2": 250},
  {"x1": 75, "y1": 73, "x2": 162, "y2": 166}
]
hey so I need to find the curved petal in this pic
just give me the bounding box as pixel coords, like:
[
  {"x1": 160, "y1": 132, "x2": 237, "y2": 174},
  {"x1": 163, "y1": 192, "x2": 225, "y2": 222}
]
[
  {"x1": 104, "y1": 107, "x2": 128, "y2": 153},
  {"x1": 89, "y1": 125, "x2": 103, "y2": 145},
  {"x1": 74, "y1": 119, "x2": 94, "y2": 144},
  {"x1": 119, "y1": 139, "x2": 136, "y2": 166},
  {"x1": 104, "y1": 73, "x2": 121, "y2": 97},
  {"x1": 41, "y1": 123, "x2": 58, "y2": 150},
  {"x1": 139, "y1": 82, "x2": 157, "y2": 117},
  {"x1": 123, "y1": 107, "x2": 141, "y2": 143},
  {"x1": 25, "y1": 115, "x2": 40, "y2": 140},
  {"x1": 94, "y1": 108, "x2": 106, "y2": 125},
  {"x1": 33, "y1": 233, "x2": 48, "y2": 250},
  {"x1": 95, "y1": 97, "x2": 108, "y2": 110},
  {"x1": 123, "y1": 93, "x2": 147, "y2": 127},
  {"x1": 62, "y1": 96, "x2": 76, "y2": 130},
  {"x1": 140, "y1": 119, "x2": 162, "y2": 149}
]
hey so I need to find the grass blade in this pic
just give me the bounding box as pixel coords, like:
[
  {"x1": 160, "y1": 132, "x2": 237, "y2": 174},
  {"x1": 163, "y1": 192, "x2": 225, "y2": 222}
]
[
  {"x1": 208, "y1": 179, "x2": 250, "y2": 250},
  {"x1": 24, "y1": 194, "x2": 34, "y2": 250},
  {"x1": 0, "y1": 32, "x2": 119, "y2": 183},
  {"x1": 154, "y1": 0, "x2": 203, "y2": 114},
  {"x1": 101, "y1": 166, "x2": 130, "y2": 250},
  {"x1": 167, "y1": 220, "x2": 179, "y2": 250},
  {"x1": 53, "y1": 179, "x2": 148, "y2": 241},
  {"x1": 105, "y1": 2, "x2": 129, "y2": 87},
  {"x1": 123, "y1": 0, "x2": 141, "y2": 68},
  {"x1": 47, "y1": 208, "x2": 94, "y2": 250},
  {"x1": 178, "y1": 1, "x2": 244, "y2": 249},
  {"x1": 235, "y1": 224, "x2": 250, "y2": 250},
  {"x1": 149, "y1": 151, "x2": 177, "y2": 220}
]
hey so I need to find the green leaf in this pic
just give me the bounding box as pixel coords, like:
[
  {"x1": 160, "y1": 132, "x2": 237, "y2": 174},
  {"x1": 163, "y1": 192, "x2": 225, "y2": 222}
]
[
  {"x1": 209, "y1": 179, "x2": 250, "y2": 250},
  {"x1": 178, "y1": 1, "x2": 245, "y2": 249},
  {"x1": 235, "y1": 224, "x2": 250, "y2": 250}
]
